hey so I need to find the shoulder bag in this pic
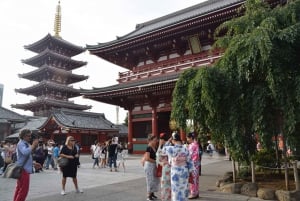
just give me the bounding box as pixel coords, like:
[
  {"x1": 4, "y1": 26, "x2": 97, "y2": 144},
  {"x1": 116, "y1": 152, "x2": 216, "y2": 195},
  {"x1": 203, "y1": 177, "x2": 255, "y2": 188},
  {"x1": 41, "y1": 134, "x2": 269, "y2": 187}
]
[
  {"x1": 57, "y1": 157, "x2": 69, "y2": 167},
  {"x1": 3, "y1": 149, "x2": 30, "y2": 179}
]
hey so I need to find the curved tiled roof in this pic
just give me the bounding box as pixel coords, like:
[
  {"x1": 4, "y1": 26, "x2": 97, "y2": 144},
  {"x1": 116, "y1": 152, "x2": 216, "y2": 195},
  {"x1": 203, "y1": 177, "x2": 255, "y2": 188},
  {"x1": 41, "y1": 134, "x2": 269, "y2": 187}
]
[
  {"x1": 81, "y1": 73, "x2": 179, "y2": 95},
  {"x1": 86, "y1": 0, "x2": 244, "y2": 50},
  {"x1": 24, "y1": 33, "x2": 85, "y2": 57},
  {"x1": 15, "y1": 80, "x2": 81, "y2": 97},
  {"x1": 39, "y1": 108, "x2": 117, "y2": 130},
  {"x1": 11, "y1": 98, "x2": 91, "y2": 111},
  {"x1": 22, "y1": 49, "x2": 87, "y2": 70},
  {"x1": 18, "y1": 65, "x2": 89, "y2": 84},
  {"x1": 0, "y1": 106, "x2": 25, "y2": 121}
]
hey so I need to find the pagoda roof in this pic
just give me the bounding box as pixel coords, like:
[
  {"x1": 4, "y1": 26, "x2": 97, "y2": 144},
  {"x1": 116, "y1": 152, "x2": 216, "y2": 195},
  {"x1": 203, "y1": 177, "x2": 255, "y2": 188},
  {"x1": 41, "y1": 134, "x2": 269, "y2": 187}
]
[
  {"x1": 11, "y1": 97, "x2": 92, "y2": 111},
  {"x1": 15, "y1": 80, "x2": 81, "y2": 98},
  {"x1": 18, "y1": 65, "x2": 89, "y2": 84},
  {"x1": 0, "y1": 106, "x2": 26, "y2": 122},
  {"x1": 39, "y1": 108, "x2": 118, "y2": 131},
  {"x1": 86, "y1": 0, "x2": 244, "y2": 50},
  {"x1": 22, "y1": 49, "x2": 87, "y2": 70},
  {"x1": 24, "y1": 33, "x2": 85, "y2": 57}
]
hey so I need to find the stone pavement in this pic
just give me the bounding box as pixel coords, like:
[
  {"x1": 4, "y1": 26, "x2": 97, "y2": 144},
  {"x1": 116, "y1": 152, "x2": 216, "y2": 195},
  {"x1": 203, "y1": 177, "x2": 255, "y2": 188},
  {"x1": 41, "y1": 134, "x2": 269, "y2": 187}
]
[{"x1": 0, "y1": 153, "x2": 266, "y2": 201}]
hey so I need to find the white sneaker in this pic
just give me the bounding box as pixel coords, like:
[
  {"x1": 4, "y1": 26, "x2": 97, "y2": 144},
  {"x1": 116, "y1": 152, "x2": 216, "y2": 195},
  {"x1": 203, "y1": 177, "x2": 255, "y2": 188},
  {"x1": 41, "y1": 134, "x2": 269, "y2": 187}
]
[
  {"x1": 61, "y1": 190, "x2": 66, "y2": 195},
  {"x1": 76, "y1": 188, "x2": 83, "y2": 193}
]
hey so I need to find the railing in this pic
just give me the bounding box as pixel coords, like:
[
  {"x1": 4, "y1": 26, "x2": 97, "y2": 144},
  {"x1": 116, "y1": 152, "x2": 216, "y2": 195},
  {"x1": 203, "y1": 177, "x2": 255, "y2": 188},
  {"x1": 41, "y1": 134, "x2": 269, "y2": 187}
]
[{"x1": 117, "y1": 50, "x2": 223, "y2": 83}]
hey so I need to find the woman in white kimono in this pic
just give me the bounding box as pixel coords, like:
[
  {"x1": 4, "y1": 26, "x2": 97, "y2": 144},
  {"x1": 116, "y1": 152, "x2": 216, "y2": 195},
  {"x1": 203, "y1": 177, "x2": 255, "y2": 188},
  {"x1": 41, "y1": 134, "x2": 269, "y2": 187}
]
[
  {"x1": 163, "y1": 132, "x2": 194, "y2": 201},
  {"x1": 156, "y1": 133, "x2": 172, "y2": 201}
]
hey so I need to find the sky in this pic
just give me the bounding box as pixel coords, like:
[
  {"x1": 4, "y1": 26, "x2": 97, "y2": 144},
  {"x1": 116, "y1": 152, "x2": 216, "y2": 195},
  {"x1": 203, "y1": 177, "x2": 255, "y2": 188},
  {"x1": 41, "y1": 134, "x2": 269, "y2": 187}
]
[{"x1": 0, "y1": 0, "x2": 204, "y2": 124}]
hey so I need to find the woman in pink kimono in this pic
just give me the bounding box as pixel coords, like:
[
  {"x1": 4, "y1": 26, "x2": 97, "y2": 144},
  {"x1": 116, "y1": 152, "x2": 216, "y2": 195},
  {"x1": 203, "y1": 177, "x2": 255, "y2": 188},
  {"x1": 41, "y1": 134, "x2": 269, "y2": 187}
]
[{"x1": 186, "y1": 132, "x2": 200, "y2": 199}]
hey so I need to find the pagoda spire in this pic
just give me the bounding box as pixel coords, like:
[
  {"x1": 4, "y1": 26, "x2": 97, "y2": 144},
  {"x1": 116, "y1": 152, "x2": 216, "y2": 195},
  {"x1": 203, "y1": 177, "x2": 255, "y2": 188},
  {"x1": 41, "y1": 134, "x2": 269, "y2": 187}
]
[{"x1": 53, "y1": 1, "x2": 62, "y2": 38}]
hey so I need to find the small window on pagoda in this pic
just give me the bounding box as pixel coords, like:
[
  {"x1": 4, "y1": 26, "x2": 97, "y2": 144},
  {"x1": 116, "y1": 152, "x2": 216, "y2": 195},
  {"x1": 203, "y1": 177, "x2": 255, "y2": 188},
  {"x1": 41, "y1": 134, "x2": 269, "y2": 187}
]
[{"x1": 188, "y1": 35, "x2": 201, "y2": 54}]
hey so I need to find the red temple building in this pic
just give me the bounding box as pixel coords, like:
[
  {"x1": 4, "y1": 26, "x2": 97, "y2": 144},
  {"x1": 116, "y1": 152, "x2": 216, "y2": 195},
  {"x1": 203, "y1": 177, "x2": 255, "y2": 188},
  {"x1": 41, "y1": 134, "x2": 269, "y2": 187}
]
[{"x1": 82, "y1": 0, "x2": 284, "y2": 153}]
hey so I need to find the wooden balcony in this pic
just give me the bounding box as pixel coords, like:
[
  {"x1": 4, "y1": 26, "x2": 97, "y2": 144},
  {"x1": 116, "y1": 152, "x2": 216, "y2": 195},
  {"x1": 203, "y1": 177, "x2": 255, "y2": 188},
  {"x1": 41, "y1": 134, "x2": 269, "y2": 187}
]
[{"x1": 117, "y1": 50, "x2": 223, "y2": 83}]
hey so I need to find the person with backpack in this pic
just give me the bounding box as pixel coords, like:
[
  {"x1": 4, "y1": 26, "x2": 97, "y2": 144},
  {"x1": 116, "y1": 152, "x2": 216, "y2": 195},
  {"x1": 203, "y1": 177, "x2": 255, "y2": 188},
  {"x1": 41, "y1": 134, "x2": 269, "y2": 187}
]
[{"x1": 206, "y1": 140, "x2": 214, "y2": 157}]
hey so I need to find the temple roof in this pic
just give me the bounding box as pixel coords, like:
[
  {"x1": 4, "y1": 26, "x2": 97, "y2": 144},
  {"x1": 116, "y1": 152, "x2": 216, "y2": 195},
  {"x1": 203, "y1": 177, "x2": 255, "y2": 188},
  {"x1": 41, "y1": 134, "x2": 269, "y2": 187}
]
[
  {"x1": 39, "y1": 108, "x2": 118, "y2": 131},
  {"x1": 11, "y1": 97, "x2": 91, "y2": 111},
  {"x1": 24, "y1": 33, "x2": 85, "y2": 57},
  {"x1": 0, "y1": 106, "x2": 26, "y2": 122},
  {"x1": 6, "y1": 117, "x2": 48, "y2": 139},
  {"x1": 18, "y1": 65, "x2": 89, "y2": 84},
  {"x1": 86, "y1": 0, "x2": 244, "y2": 50},
  {"x1": 15, "y1": 80, "x2": 81, "y2": 98},
  {"x1": 82, "y1": 73, "x2": 179, "y2": 95},
  {"x1": 22, "y1": 49, "x2": 87, "y2": 70}
]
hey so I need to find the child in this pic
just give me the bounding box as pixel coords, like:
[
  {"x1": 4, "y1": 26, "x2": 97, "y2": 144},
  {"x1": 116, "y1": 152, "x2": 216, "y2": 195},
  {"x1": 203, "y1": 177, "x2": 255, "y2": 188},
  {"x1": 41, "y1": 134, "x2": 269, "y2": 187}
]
[{"x1": 117, "y1": 148, "x2": 127, "y2": 172}]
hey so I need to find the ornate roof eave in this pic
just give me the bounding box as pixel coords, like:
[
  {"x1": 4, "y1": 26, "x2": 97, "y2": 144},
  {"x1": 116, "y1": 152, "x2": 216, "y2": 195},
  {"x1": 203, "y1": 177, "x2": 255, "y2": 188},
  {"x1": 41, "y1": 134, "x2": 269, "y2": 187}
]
[
  {"x1": 11, "y1": 98, "x2": 92, "y2": 111},
  {"x1": 37, "y1": 108, "x2": 118, "y2": 131},
  {"x1": 22, "y1": 49, "x2": 87, "y2": 69},
  {"x1": 15, "y1": 80, "x2": 81, "y2": 97},
  {"x1": 18, "y1": 65, "x2": 89, "y2": 84},
  {"x1": 24, "y1": 33, "x2": 85, "y2": 57},
  {"x1": 86, "y1": 0, "x2": 245, "y2": 53},
  {"x1": 82, "y1": 73, "x2": 179, "y2": 95},
  {"x1": 82, "y1": 73, "x2": 178, "y2": 107}
]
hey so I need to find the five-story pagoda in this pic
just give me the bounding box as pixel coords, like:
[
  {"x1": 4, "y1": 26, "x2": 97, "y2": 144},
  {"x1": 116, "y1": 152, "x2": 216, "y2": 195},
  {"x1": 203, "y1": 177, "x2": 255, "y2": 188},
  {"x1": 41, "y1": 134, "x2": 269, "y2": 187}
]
[{"x1": 12, "y1": 1, "x2": 91, "y2": 117}]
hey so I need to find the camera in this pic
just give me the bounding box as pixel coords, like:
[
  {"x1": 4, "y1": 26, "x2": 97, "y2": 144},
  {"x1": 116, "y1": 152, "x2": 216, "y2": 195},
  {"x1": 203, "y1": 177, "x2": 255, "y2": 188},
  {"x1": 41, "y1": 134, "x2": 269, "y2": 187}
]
[{"x1": 30, "y1": 133, "x2": 39, "y2": 144}]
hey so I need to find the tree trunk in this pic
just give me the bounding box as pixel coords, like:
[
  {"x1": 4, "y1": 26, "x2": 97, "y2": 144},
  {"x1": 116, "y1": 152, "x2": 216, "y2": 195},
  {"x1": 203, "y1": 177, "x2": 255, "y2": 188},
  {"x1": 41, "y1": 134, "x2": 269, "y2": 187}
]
[
  {"x1": 232, "y1": 160, "x2": 236, "y2": 183},
  {"x1": 251, "y1": 161, "x2": 256, "y2": 183}
]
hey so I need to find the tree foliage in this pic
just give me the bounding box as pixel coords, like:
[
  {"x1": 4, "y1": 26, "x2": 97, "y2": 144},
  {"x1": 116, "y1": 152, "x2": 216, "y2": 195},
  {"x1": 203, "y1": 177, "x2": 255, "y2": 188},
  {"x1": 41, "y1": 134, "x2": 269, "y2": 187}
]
[{"x1": 172, "y1": 0, "x2": 300, "y2": 166}]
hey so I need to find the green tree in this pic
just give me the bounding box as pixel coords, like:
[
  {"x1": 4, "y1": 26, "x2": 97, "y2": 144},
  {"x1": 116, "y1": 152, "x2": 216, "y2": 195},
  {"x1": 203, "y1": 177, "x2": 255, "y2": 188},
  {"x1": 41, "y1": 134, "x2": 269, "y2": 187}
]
[
  {"x1": 172, "y1": 0, "x2": 300, "y2": 189},
  {"x1": 214, "y1": 0, "x2": 300, "y2": 189}
]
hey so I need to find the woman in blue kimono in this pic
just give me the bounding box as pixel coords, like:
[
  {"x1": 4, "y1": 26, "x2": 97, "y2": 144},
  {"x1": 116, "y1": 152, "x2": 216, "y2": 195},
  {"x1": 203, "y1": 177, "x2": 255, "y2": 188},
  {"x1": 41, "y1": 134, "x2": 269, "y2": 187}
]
[{"x1": 163, "y1": 132, "x2": 194, "y2": 201}]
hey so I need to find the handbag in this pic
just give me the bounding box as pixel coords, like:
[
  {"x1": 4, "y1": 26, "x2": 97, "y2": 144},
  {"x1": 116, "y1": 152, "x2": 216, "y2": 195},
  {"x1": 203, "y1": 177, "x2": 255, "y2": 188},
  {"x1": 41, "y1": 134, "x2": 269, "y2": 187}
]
[
  {"x1": 57, "y1": 157, "x2": 69, "y2": 167},
  {"x1": 3, "y1": 148, "x2": 30, "y2": 179},
  {"x1": 2, "y1": 163, "x2": 23, "y2": 179},
  {"x1": 156, "y1": 164, "x2": 162, "y2": 177},
  {"x1": 5, "y1": 156, "x2": 12, "y2": 164}
]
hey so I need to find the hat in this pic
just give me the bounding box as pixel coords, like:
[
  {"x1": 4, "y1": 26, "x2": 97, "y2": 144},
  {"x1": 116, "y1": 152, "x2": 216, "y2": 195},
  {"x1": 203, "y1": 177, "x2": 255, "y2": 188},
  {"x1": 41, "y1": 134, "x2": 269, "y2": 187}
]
[
  {"x1": 187, "y1": 132, "x2": 195, "y2": 139},
  {"x1": 172, "y1": 132, "x2": 181, "y2": 141},
  {"x1": 159, "y1": 133, "x2": 169, "y2": 141}
]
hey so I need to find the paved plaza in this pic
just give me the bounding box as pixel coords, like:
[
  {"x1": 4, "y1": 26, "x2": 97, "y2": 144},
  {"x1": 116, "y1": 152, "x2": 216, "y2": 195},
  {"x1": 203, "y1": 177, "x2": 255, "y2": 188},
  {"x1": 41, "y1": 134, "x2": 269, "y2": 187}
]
[{"x1": 0, "y1": 153, "x2": 267, "y2": 201}]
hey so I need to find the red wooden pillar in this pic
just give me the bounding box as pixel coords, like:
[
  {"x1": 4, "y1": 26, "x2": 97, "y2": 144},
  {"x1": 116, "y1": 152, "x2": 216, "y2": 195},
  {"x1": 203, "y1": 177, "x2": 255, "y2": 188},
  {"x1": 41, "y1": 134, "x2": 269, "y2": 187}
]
[
  {"x1": 180, "y1": 128, "x2": 186, "y2": 142},
  {"x1": 128, "y1": 110, "x2": 133, "y2": 153},
  {"x1": 152, "y1": 107, "x2": 158, "y2": 136}
]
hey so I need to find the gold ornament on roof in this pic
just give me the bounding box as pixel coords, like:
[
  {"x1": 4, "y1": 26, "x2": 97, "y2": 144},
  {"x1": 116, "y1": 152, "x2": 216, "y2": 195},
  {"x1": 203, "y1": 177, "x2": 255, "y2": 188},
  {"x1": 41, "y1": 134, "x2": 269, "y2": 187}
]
[{"x1": 54, "y1": 1, "x2": 62, "y2": 38}]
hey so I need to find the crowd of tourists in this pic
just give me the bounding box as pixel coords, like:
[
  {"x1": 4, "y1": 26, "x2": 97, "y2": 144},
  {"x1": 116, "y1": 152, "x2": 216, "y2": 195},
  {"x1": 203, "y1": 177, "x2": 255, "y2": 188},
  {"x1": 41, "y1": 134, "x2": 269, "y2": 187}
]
[
  {"x1": 90, "y1": 137, "x2": 127, "y2": 172},
  {"x1": 142, "y1": 131, "x2": 203, "y2": 201},
  {"x1": 1, "y1": 129, "x2": 212, "y2": 201}
]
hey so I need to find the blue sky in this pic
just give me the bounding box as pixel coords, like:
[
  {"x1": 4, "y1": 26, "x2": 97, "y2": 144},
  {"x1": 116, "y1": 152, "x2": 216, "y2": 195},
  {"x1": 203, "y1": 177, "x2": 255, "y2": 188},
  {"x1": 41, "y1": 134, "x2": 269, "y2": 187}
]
[{"x1": 0, "y1": 0, "x2": 204, "y2": 123}]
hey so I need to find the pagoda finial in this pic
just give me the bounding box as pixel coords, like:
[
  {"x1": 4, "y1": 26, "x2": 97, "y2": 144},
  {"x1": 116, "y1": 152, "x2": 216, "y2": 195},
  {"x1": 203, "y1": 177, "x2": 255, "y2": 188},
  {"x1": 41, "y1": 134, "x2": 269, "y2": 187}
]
[{"x1": 53, "y1": 1, "x2": 62, "y2": 38}]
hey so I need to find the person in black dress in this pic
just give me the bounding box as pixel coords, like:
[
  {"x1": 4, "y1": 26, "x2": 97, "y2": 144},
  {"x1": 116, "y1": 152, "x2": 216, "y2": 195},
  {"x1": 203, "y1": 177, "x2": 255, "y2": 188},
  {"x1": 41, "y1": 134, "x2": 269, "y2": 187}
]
[{"x1": 59, "y1": 136, "x2": 83, "y2": 195}]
